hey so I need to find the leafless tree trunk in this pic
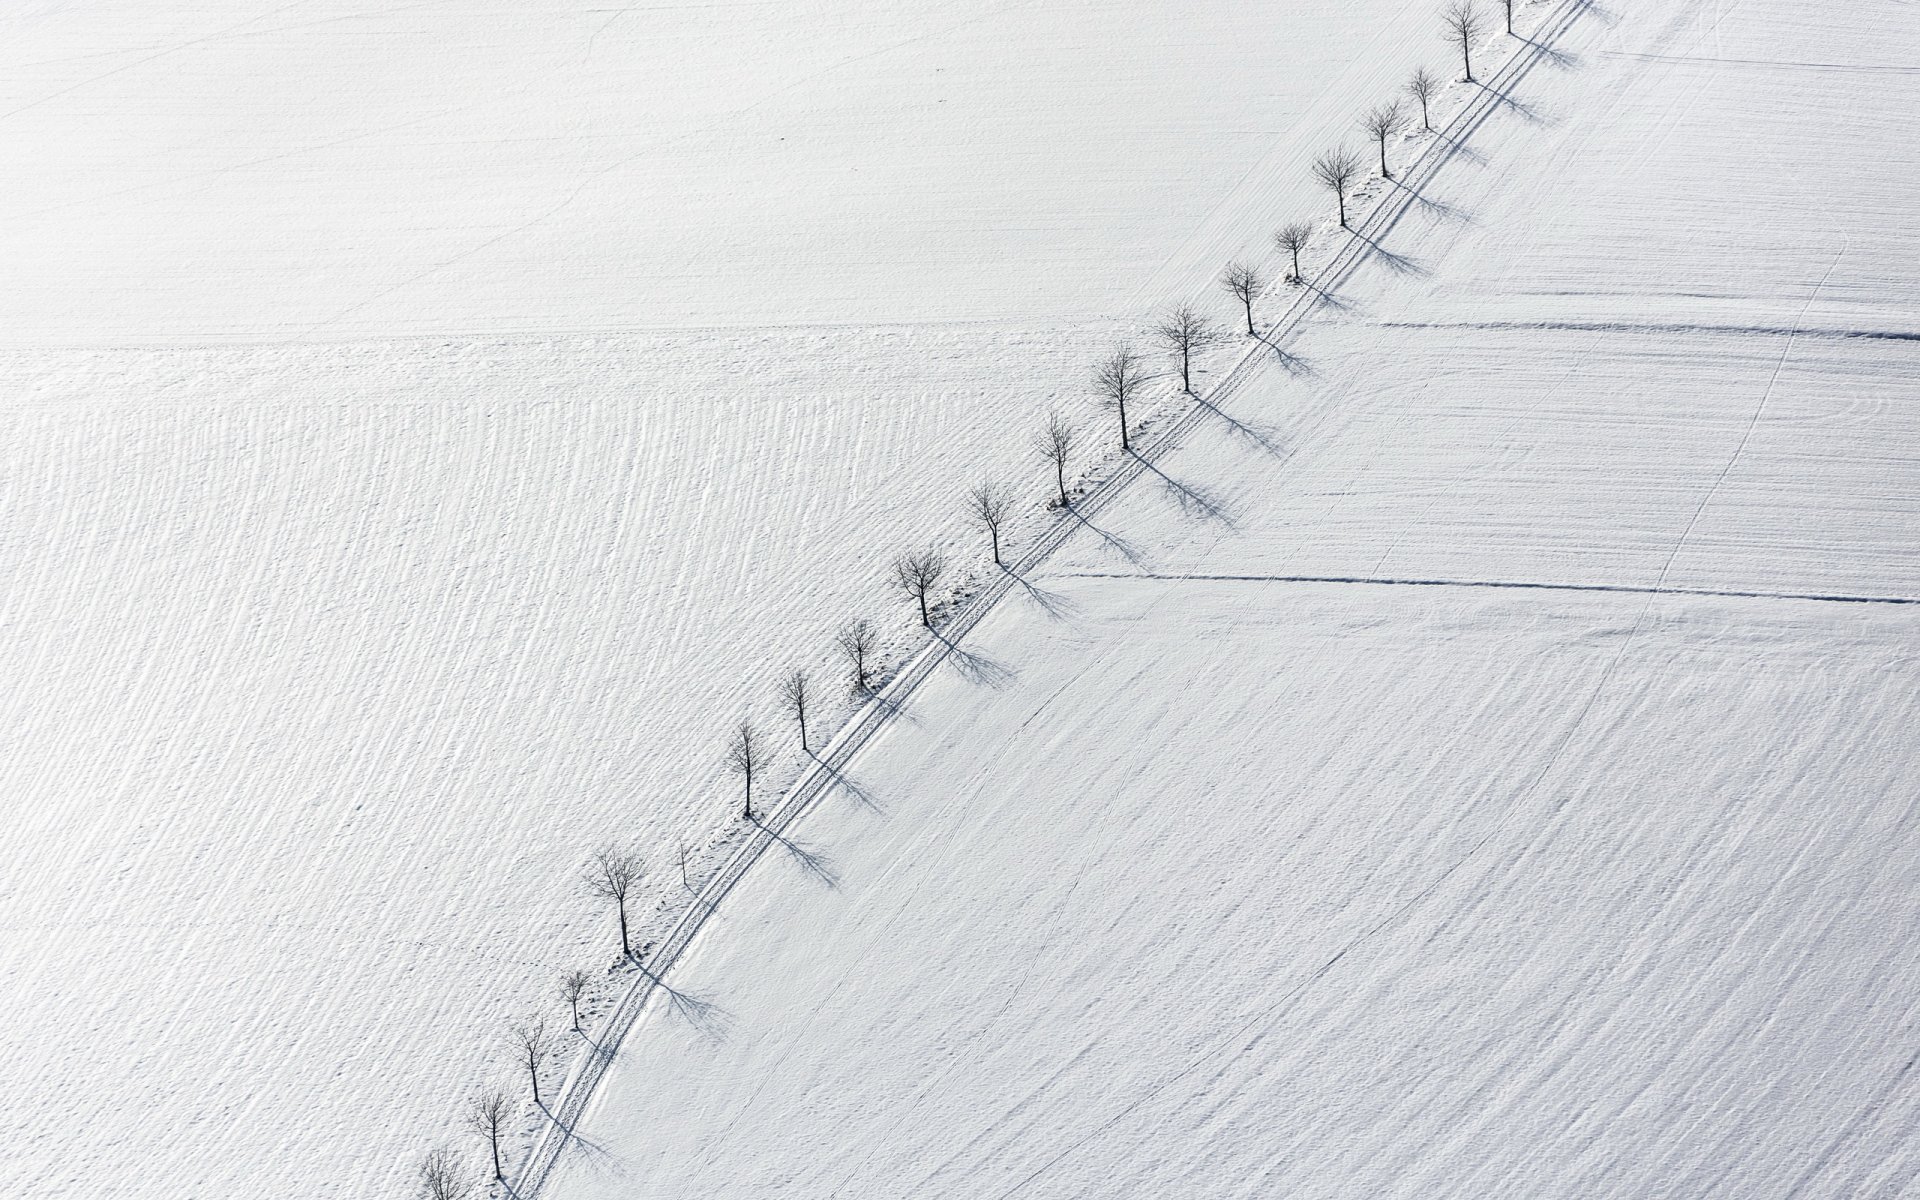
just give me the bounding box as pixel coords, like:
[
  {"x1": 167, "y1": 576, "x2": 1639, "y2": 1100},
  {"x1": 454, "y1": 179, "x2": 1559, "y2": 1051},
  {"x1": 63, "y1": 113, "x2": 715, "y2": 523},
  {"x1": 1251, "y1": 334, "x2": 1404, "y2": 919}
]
[
  {"x1": 507, "y1": 1018, "x2": 550, "y2": 1107},
  {"x1": 580, "y1": 845, "x2": 642, "y2": 960},
  {"x1": 1093, "y1": 345, "x2": 1147, "y2": 452},
  {"x1": 1502, "y1": 0, "x2": 1514, "y2": 35},
  {"x1": 1444, "y1": 1, "x2": 1487, "y2": 82},
  {"x1": 1274, "y1": 223, "x2": 1312, "y2": 284},
  {"x1": 968, "y1": 482, "x2": 1014, "y2": 567},
  {"x1": 1034, "y1": 412, "x2": 1075, "y2": 507},
  {"x1": 417, "y1": 1147, "x2": 469, "y2": 1200},
  {"x1": 1407, "y1": 66, "x2": 1439, "y2": 131},
  {"x1": 836, "y1": 618, "x2": 877, "y2": 694},
  {"x1": 1220, "y1": 263, "x2": 1264, "y2": 336},
  {"x1": 464, "y1": 1091, "x2": 510, "y2": 1181},
  {"x1": 1363, "y1": 100, "x2": 1405, "y2": 179},
  {"x1": 1312, "y1": 147, "x2": 1365, "y2": 229},
  {"x1": 559, "y1": 969, "x2": 589, "y2": 1034},
  {"x1": 781, "y1": 668, "x2": 812, "y2": 753},
  {"x1": 726, "y1": 719, "x2": 764, "y2": 820},
  {"x1": 1151, "y1": 305, "x2": 1219, "y2": 392},
  {"x1": 892, "y1": 548, "x2": 948, "y2": 629}
]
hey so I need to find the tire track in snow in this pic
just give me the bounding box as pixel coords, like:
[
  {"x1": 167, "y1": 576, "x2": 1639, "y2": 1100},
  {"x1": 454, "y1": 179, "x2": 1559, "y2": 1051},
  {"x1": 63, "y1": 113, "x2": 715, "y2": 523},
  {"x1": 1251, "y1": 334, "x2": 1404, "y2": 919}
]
[{"x1": 1060, "y1": 571, "x2": 1920, "y2": 608}]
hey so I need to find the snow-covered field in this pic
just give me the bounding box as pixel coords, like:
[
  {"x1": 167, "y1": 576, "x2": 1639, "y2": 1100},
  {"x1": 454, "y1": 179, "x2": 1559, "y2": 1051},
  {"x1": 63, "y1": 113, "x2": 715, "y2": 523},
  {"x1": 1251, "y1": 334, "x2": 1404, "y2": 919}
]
[
  {"x1": 0, "y1": 1, "x2": 1487, "y2": 1197},
  {"x1": 542, "y1": 0, "x2": 1920, "y2": 1196}
]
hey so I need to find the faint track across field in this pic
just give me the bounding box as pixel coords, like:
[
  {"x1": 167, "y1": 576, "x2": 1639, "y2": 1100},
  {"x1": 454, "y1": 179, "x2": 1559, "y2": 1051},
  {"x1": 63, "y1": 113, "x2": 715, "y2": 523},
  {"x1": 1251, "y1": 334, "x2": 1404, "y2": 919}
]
[{"x1": 512, "y1": 4, "x2": 1597, "y2": 1192}]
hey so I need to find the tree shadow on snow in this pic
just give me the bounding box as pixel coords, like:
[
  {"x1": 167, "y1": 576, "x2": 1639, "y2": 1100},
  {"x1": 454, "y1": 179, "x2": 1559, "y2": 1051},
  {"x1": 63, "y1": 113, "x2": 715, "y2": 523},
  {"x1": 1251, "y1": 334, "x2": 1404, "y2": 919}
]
[
  {"x1": 1348, "y1": 228, "x2": 1432, "y2": 279},
  {"x1": 751, "y1": 814, "x2": 842, "y2": 892},
  {"x1": 1193, "y1": 389, "x2": 1288, "y2": 459},
  {"x1": 1251, "y1": 331, "x2": 1314, "y2": 376},
  {"x1": 1130, "y1": 452, "x2": 1237, "y2": 527},
  {"x1": 635, "y1": 960, "x2": 735, "y2": 1043},
  {"x1": 1066, "y1": 504, "x2": 1151, "y2": 570},
  {"x1": 935, "y1": 630, "x2": 1018, "y2": 690},
  {"x1": 1389, "y1": 177, "x2": 1473, "y2": 225},
  {"x1": 1002, "y1": 564, "x2": 1080, "y2": 622},
  {"x1": 808, "y1": 750, "x2": 885, "y2": 814}
]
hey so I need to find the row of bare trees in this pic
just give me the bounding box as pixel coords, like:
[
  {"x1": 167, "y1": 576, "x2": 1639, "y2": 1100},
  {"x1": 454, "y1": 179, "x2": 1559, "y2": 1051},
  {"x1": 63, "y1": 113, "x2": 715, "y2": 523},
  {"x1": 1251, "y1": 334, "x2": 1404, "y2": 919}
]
[{"x1": 417, "y1": 5, "x2": 1538, "y2": 1195}]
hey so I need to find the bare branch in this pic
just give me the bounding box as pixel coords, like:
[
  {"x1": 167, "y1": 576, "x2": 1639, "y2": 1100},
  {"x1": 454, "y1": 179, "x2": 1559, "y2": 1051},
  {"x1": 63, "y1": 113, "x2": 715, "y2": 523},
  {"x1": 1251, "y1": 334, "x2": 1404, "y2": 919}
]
[
  {"x1": 836, "y1": 618, "x2": 878, "y2": 694},
  {"x1": 968, "y1": 482, "x2": 1014, "y2": 567},
  {"x1": 463, "y1": 1090, "x2": 511, "y2": 1181},
  {"x1": 891, "y1": 547, "x2": 948, "y2": 630},
  {"x1": 726, "y1": 719, "x2": 764, "y2": 820},
  {"x1": 417, "y1": 1146, "x2": 470, "y2": 1200},
  {"x1": 1151, "y1": 304, "x2": 1221, "y2": 392},
  {"x1": 1406, "y1": 66, "x2": 1439, "y2": 131},
  {"x1": 780, "y1": 668, "x2": 812, "y2": 753},
  {"x1": 1092, "y1": 345, "x2": 1147, "y2": 452},
  {"x1": 1033, "y1": 412, "x2": 1076, "y2": 507},
  {"x1": 559, "y1": 969, "x2": 590, "y2": 1033},
  {"x1": 1362, "y1": 100, "x2": 1405, "y2": 179},
  {"x1": 1443, "y1": 1, "x2": 1487, "y2": 82},
  {"x1": 1311, "y1": 146, "x2": 1365, "y2": 229},
  {"x1": 1273, "y1": 222, "x2": 1313, "y2": 284},
  {"x1": 580, "y1": 845, "x2": 642, "y2": 959},
  {"x1": 1220, "y1": 263, "x2": 1265, "y2": 336},
  {"x1": 506, "y1": 1017, "x2": 550, "y2": 1107}
]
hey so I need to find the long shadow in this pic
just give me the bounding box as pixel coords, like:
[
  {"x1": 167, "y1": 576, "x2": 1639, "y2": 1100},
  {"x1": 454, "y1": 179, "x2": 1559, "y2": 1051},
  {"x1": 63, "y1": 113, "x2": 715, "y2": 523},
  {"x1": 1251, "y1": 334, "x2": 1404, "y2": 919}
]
[
  {"x1": 634, "y1": 959, "x2": 736, "y2": 1042},
  {"x1": 853, "y1": 682, "x2": 917, "y2": 726},
  {"x1": 1388, "y1": 176, "x2": 1473, "y2": 225},
  {"x1": 807, "y1": 749, "x2": 885, "y2": 814},
  {"x1": 1249, "y1": 331, "x2": 1314, "y2": 377},
  {"x1": 1001, "y1": 563, "x2": 1080, "y2": 622},
  {"x1": 1524, "y1": 35, "x2": 1582, "y2": 70},
  {"x1": 934, "y1": 629, "x2": 1017, "y2": 689},
  {"x1": 1347, "y1": 227, "x2": 1431, "y2": 278},
  {"x1": 1193, "y1": 387, "x2": 1287, "y2": 458},
  {"x1": 749, "y1": 814, "x2": 841, "y2": 892},
  {"x1": 1476, "y1": 77, "x2": 1545, "y2": 125},
  {"x1": 1129, "y1": 451, "x2": 1236, "y2": 527},
  {"x1": 1065, "y1": 503, "x2": 1150, "y2": 569}
]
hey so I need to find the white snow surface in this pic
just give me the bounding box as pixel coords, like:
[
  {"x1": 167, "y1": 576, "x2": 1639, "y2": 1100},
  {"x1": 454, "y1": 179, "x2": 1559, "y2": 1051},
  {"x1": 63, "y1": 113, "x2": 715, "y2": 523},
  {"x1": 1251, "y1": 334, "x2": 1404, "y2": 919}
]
[
  {"x1": 0, "y1": 1, "x2": 1464, "y2": 1198},
  {"x1": 541, "y1": 1, "x2": 1920, "y2": 1197}
]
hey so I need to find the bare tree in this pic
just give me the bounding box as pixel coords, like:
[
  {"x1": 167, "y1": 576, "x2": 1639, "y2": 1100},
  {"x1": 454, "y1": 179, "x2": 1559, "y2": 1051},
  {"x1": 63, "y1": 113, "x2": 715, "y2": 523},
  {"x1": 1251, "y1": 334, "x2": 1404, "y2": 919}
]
[
  {"x1": 464, "y1": 1090, "x2": 510, "y2": 1181},
  {"x1": 726, "y1": 719, "x2": 764, "y2": 820},
  {"x1": 1151, "y1": 305, "x2": 1220, "y2": 392},
  {"x1": 780, "y1": 667, "x2": 813, "y2": 754},
  {"x1": 559, "y1": 969, "x2": 590, "y2": 1034},
  {"x1": 417, "y1": 1147, "x2": 469, "y2": 1200},
  {"x1": 1501, "y1": 0, "x2": 1514, "y2": 35},
  {"x1": 1407, "y1": 66, "x2": 1439, "y2": 131},
  {"x1": 1035, "y1": 412, "x2": 1076, "y2": 507},
  {"x1": 507, "y1": 1017, "x2": 550, "y2": 1107},
  {"x1": 1274, "y1": 223, "x2": 1312, "y2": 284},
  {"x1": 1311, "y1": 146, "x2": 1365, "y2": 229},
  {"x1": 580, "y1": 845, "x2": 642, "y2": 960},
  {"x1": 1362, "y1": 100, "x2": 1405, "y2": 179},
  {"x1": 968, "y1": 482, "x2": 1014, "y2": 567},
  {"x1": 836, "y1": 618, "x2": 877, "y2": 693},
  {"x1": 1443, "y1": 1, "x2": 1487, "y2": 82},
  {"x1": 892, "y1": 547, "x2": 948, "y2": 629},
  {"x1": 1092, "y1": 345, "x2": 1147, "y2": 452},
  {"x1": 1220, "y1": 263, "x2": 1265, "y2": 336}
]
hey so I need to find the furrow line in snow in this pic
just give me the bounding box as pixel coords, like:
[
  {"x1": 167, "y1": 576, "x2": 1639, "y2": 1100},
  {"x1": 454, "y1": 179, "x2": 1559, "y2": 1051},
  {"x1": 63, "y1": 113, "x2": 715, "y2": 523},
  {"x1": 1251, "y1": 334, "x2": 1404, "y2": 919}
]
[
  {"x1": 1060, "y1": 571, "x2": 1920, "y2": 607},
  {"x1": 511, "y1": 6, "x2": 1594, "y2": 1193}
]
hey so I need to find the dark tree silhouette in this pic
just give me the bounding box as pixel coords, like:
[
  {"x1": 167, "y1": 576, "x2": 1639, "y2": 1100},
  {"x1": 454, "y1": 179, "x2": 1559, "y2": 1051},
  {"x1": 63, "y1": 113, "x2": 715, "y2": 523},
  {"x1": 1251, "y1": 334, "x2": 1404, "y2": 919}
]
[
  {"x1": 580, "y1": 845, "x2": 642, "y2": 960},
  {"x1": 1501, "y1": 0, "x2": 1514, "y2": 35},
  {"x1": 1444, "y1": 1, "x2": 1487, "y2": 82},
  {"x1": 417, "y1": 1147, "x2": 469, "y2": 1200},
  {"x1": 1093, "y1": 345, "x2": 1147, "y2": 452},
  {"x1": 507, "y1": 1017, "x2": 550, "y2": 1107},
  {"x1": 464, "y1": 1090, "x2": 510, "y2": 1181},
  {"x1": 1274, "y1": 223, "x2": 1312, "y2": 284},
  {"x1": 1035, "y1": 412, "x2": 1076, "y2": 507},
  {"x1": 726, "y1": 719, "x2": 764, "y2": 820},
  {"x1": 1363, "y1": 100, "x2": 1405, "y2": 179},
  {"x1": 836, "y1": 618, "x2": 878, "y2": 693},
  {"x1": 559, "y1": 969, "x2": 589, "y2": 1034},
  {"x1": 892, "y1": 548, "x2": 948, "y2": 629},
  {"x1": 781, "y1": 667, "x2": 812, "y2": 753},
  {"x1": 1312, "y1": 146, "x2": 1365, "y2": 229},
  {"x1": 1152, "y1": 304, "x2": 1220, "y2": 392},
  {"x1": 1407, "y1": 66, "x2": 1439, "y2": 131},
  {"x1": 968, "y1": 482, "x2": 1014, "y2": 567},
  {"x1": 1220, "y1": 263, "x2": 1265, "y2": 336}
]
